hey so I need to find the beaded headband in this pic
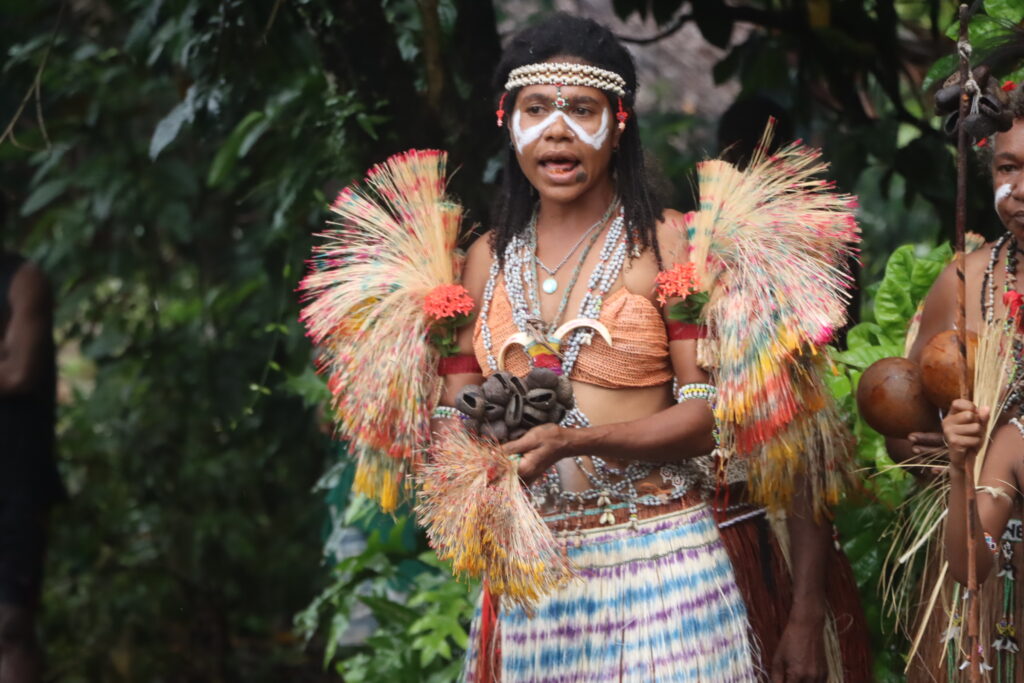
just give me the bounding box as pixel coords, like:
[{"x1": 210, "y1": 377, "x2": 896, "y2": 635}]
[
  {"x1": 504, "y1": 62, "x2": 627, "y2": 97},
  {"x1": 498, "y1": 62, "x2": 631, "y2": 131}
]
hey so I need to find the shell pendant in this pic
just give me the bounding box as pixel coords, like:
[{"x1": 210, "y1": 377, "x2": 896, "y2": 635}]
[{"x1": 541, "y1": 276, "x2": 558, "y2": 295}]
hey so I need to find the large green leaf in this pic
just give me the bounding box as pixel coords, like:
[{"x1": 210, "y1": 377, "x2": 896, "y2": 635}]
[
  {"x1": 831, "y1": 342, "x2": 904, "y2": 370},
  {"x1": 846, "y1": 322, "x2": 891, "y2": 349},
  {"x1": 873, "y1": 245, "x2": 917, "y2": 339},
  {"x1": 910, "y1": 242, "x2": 952, "y2": 304}
]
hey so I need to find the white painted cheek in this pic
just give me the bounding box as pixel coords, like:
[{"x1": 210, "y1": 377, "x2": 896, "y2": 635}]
[
  {"x1": 511, "y1": 109, "x2": 561, "y2": 154},
  {"x1": 511, "y1": 109, "x2": 611, "y2": 153},
  {"x1": 996, "y1": 183, "x2": 1012, "y2": 212},
  {"x1": 594, "y1": 109, "x2": 610, "y2": 149},
  {"x1": 563, "y1": 109, "x2": 609, "y2": 151}
]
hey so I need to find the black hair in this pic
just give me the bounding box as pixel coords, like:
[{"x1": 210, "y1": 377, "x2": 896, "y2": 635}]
[
  {"x1": 490, "y1": 13, "x2": 664, "y2": 264},
  {"x1": 979, "y1": 86, "x2": 1024, "y2": 169}
]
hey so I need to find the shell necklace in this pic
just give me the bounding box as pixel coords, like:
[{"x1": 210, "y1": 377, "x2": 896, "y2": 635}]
[{"x1": 982, "y1": 232, "x2": 1024, "y2": 416}]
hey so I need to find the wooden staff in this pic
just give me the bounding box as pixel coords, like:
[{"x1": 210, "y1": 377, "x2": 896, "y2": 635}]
[{"x1": 954, "y1": 3, "x2": 980, "y2": 680}]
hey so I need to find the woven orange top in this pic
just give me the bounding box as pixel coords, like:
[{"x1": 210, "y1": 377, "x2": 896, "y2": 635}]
[{"x1": 473, "y1": 277, "x2": 673, "y2": 388}]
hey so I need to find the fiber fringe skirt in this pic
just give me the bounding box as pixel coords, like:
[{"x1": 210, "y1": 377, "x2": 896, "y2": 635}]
[{"x1": 463, "y1": 502, "x2": 759, "y2": 682}]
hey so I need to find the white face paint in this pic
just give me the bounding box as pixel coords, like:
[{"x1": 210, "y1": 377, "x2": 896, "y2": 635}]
[
  {"x1": 996, "y1": 183, "x2": 1012, "y2": 212},
  {"x1": 511, "y1": 108, "x2": 609, "y2": 155}
]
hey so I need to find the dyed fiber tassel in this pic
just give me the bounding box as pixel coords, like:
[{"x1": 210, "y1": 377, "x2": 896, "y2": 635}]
[
  {"x1": 478, "y1": 583, "x2": 501, "y2": 683},
  {"x1": 683, "y1": 122, "x2": 860, "y2": 516},
  {"x1": 416, "y1": 428, "x2": 575, "y2": 611},
  {"x1": 464, "y1": 504, "x2": 759, "y2": 682},
  {"x1": 299, "y1": 149, "x2": 464, "y2": 512}
]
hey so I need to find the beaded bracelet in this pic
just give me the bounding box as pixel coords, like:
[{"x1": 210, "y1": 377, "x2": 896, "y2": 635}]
[
  {"x1": 675, "y1": 382, "x2": 717, "y2": 405},
  {"x1": 675, "y1": 383, "x2": 720, "y2": 447},
  {"x1": 431, "y1": 406, "x2": 466, "y2": 421}
]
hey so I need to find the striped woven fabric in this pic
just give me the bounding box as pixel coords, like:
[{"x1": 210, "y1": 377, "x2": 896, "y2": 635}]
[{"x1": 463, "y1": 503, "x2": 759, "y2": 682}]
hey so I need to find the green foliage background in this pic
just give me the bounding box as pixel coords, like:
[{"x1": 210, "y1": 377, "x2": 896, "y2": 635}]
[
  {"x1": 829, "y1": 241, "x2": 953, "y2": 681},
  {"x1": 1, "y1": 0, "x2": 1021, "y2": 680}
]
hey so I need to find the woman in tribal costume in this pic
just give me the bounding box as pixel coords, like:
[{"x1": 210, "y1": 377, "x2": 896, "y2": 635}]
[
  {"x1": 906, "y1": 86, "x2": 1024, "y2": 681},
  {"x1": 430, "y1": 13, "x2": 853, "y2": 683}
]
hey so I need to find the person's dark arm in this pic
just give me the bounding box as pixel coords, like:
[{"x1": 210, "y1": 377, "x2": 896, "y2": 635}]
[
  {"x1": 0, "y1": 261, "x2": 52, "y2": 396},
  {"x1": 944, "y1": 401, "x2": 1017, "y2": 585},
  {"x1": 771, "y1": 477, "x2": 830, "y2": 683},
  {"x1": 430, "y1": 235, "x2": 489, "y2": 440},
  {"x1": 881, "y1": 264, "x2": 958, "y2": 467}
]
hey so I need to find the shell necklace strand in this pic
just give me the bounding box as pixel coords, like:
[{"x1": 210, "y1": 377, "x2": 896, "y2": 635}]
[{"x1": 982, "y1": 232, "x2": 1024, "y2": 417}]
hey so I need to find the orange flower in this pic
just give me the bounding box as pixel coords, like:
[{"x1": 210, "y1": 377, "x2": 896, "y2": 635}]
[
  {"x1": 424, "y1": 284, "x2": 475, "y2": 320},
  {"x1": 655, "y1": 262, "x2": 700, "y2": 306}
]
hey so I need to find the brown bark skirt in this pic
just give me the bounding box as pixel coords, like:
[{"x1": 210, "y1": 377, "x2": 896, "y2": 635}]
[
  {"x1": 907, "y1": 505, "x2": 1024, "y2": 682},
  {"x1": 717, "y1": 505, "x2": 873, "y2": 682}
]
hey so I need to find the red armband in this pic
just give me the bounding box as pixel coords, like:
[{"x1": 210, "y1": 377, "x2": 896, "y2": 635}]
[
  {"x1": 438, "y1": 354, "x2": 482, "y2": 375},
  {"x1": 667, "y1": 321, "x2": 708, "y2": 341}
]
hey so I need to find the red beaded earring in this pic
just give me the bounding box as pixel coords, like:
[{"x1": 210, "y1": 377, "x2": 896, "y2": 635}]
[
  {"x1": 496, "y1": 92, "x2": 508, "y2": 127},
  {"x1": 616, "y1": 97, "x2": 629, "y2": 131}
]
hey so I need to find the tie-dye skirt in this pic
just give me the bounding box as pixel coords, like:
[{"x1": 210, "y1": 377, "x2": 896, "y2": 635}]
[{"x1": 463, "y1": 501, "x2": 759, "y2": 682}]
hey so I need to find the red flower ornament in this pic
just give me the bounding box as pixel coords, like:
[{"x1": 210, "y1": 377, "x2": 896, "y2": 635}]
[
  {"x1": 1003, "y1": 290, "x2": 1023, "y2": 316},
  {"x1": 655, "y1": 262, "x2": 700, "y2": 306},
  {"x1": 1004, "y1": 291, "x2": 1024, "y2": 332},
  {"x1": 424, "y1": 284, "x2": 475, "y2": 321}
]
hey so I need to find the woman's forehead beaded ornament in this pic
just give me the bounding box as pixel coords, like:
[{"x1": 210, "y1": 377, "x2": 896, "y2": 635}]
[
  {"x1": 499, "y1": 61, "x2": 630, "y2": 131},
  {"x1": 553, "y1": 84, "x2": 569, "y2": 111}
]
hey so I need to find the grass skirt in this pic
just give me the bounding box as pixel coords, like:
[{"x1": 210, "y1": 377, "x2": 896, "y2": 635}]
[{"x1": 463, "y1": 502, "x2": 758, "y2": 682}]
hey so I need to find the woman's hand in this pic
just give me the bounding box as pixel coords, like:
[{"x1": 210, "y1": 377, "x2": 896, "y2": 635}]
[
  {"x1": 943, "y1": 399, "x2": 991, "y2": 470},
  {"x1": 503, "y1": 423, "x2": 578, "y2": 484},
  {"x1": 907, "y1": 431, "x2": 946, "y2": 456},
  {"x1": 771, "y1": 605, "x2": 827, "y2": 683}
]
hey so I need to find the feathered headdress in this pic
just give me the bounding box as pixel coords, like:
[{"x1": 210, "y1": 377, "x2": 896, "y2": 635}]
[
  {"x1": 299, "y1": 150, "x2": 466, "y2": 512},
  {"x1": 672, "y1": 122, "x2": 861, "y2": 515}
]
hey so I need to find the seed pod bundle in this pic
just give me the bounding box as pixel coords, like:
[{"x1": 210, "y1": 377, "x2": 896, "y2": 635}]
[{"x1": 454, "y1": 368, "x2": 574, "y2": 443}]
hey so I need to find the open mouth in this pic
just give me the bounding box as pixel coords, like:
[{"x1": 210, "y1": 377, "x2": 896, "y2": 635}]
[{"x1": 538, "y1": 151, "x2": 580, "y2": 178}]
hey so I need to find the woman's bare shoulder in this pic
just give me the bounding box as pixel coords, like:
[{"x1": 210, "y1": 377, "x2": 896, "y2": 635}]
[
  {"x1": 966, "y1": 241, "x2": 995, "y2": 269},
  {"x1": 461, "y1": 230, "x2": 494, "y2": 303},
  {"x1": 931, "y1": 242, "x2": 996, "y2": 288},
  {"x1": 655, "y1": 208, "x2": 691, "y2": 265}
]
